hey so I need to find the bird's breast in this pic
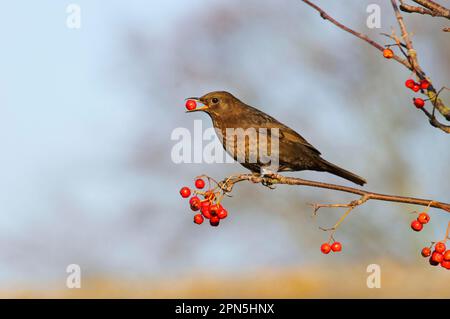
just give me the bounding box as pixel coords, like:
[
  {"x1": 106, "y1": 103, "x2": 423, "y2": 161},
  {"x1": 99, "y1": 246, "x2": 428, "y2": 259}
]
[{"x1": 211, "y1": 119, "x2": 276, "y2": 166}]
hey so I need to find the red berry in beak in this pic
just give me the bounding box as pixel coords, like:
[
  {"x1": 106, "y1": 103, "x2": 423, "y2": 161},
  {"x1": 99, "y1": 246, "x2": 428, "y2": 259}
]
[{"x1": 185, "y1": 100, "x2": 197, "y2": 111}]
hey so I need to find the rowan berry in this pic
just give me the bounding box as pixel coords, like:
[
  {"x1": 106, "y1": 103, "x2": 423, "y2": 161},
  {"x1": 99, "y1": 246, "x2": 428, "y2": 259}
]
[
  {"x1": 180, "y1": 187, "x2": 191, "y2": 198},
  {"x1": 411, "y1": 220, "x2": 423, "y2": 232},
  {"x1": 321, "y1": 243, "x2": 332, "y2": 254}
]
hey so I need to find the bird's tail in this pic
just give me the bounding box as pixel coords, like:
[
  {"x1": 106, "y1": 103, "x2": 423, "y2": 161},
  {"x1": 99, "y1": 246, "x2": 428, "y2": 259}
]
[{"x1": 320, "y1": 160, "x2": 367, "y2": 186}]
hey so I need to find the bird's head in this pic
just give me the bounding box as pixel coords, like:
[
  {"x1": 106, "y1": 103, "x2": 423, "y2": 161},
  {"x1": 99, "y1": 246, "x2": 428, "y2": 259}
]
[{"x1": 185, "y1": 91, "x2": 239, "y2": 116}]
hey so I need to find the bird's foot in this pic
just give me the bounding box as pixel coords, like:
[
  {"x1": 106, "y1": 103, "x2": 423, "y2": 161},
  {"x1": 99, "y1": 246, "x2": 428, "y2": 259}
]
[{"x1": 261, "y1": 173, "x2": 282, "y2": 189}]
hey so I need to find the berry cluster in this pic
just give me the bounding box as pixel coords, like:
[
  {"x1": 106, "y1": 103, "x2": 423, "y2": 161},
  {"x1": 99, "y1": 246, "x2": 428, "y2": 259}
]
[
  {"x1": 180, "y1": 178, "x2": 228, "y2": 227},
  {"x1": 404, "y1": 78, "x2": 430, "y2": 109},
  {"x1": 320, "y1": 241, "x2": 342, "y2": 255},
  {"x1": 405, "y1": 78, "x2": 430, "y2": 92},
  {"x1": 185, "y1": 99, "x2": 197, "y2": 111},
  {"x1": 421, "y1": 242, "x2": 450, "y2": 270},
  {"x1": 410, "y1": 212, "x2": 430, "y2": 232}
]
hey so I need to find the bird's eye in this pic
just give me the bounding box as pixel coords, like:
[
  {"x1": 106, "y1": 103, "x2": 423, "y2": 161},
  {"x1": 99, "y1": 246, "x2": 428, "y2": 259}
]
[{"x1": 212, "y1": 98, "x2": 219, "y2": 104}]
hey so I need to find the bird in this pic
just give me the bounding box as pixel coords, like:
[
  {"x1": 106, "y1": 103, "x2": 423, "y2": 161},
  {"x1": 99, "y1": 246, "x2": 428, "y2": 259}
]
[{"x1": 186, "y1": 91, "x2": 366, "y2": 186}]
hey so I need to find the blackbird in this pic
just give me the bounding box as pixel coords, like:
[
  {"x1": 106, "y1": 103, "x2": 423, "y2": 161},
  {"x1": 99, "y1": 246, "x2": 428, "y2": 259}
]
[{"x1": 186, "y1": 91, "x2": 366, "y2": 186}]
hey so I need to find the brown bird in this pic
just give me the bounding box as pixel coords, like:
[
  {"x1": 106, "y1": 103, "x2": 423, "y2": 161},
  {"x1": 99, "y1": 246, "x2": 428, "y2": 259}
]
[{"x1": 186, "y1": 91, "x2": 366, "y2": 186}]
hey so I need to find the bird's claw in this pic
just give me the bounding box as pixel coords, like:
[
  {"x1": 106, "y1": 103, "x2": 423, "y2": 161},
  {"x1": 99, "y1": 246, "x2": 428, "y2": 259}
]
[{"x1": 261, "y1": 176, "x2": 277, "y2": 189}]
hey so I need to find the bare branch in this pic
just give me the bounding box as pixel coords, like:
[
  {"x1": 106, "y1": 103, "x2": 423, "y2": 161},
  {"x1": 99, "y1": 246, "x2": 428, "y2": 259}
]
[
  {"x1": 412, "y1": 0, "x2": 450, "y2": 19},
  {"x1": 400, "y1": 0, "x2": 450, "y2": 20},
  {"x1": 217, "y1": 173, "x2": 450, "y2": 213}
]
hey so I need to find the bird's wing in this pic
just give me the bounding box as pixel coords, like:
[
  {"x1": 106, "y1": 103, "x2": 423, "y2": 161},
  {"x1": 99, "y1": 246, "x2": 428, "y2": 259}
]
[{"x1": 242, "y1": 105, "x2": 321, "y2": 155}]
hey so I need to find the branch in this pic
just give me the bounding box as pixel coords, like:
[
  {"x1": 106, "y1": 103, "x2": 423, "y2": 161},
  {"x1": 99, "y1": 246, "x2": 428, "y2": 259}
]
[
  {"x1": 400, "y1": 2, "x2": 436, "y2": 17},
  {"x1": 301, "y1": 0, "x2": 450, "y2": 133},
  {"x1": 400, "y1": 0, "x2": 450, "y2": 20},
  {"x1": 412, "y1": 0, "x2": 450, "y2": 19},
  {"x1": 217, "y1": 173, "x2": 450, "y2": 213}
]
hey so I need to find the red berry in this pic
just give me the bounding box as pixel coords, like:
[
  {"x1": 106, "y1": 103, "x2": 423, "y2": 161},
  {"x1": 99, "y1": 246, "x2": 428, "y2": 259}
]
[
  {"x1": 331, "y1": 242, "x2": 342, "y2": 252},
  {"x1": 420, "y1": 79, "x2": 430, "y2": 90},
  {"x1": 431, "y1": 251, "x2": 444, "y2": 263},
  {"x1": 435, "y1": 242, "x2": 446, "y2": 254},
  {"x1": 201, "y1": 203, "x2": 211, "y2": 219},
  {"x1": 412, "y1": 84, "x2": 420, "y2": 92},
  {"x1": 383, "y1": 48, "x2": 394, "y2": 59},
  {"x1": 200, "y1": 200, "x2": 210, "y2": 208},
  {"x1": 441, "y1": 260, "x2": 450, "y2": 270},
  {"x1": 413, "y1": 98, "x2": 425, "y2": 109},
  {"x1": 179, "y1": 187, "x2": 191, "y2": 198},
  {"x1": 411, "y1": 220, "x2": 423, "y2": 232},
  {"x1": 443, "y1": 250, "x2": 450, "y2": 261},
  {"x1": 190, "y1": 203, "x2": 200, "y2": 211},
  {"x1": 429, "y1": 257, "x2": 439, "y2": 266},
  {"x1": 194, "y1": 178, "x2": 205, "y2": 189},
  {"x1": 405, "y1": 79, "x2": 415, "y2": 89},
  {"x1": 421, "y1": 247, "x2": 431, "y2": 257},
  {"x1": 217, "y1": 206, "x2": 228, "y2": 219},
  {"x1": 185, "y1": 100, "x2": 197, "y2": 111},
  {"x1": 209, "y1": 216, "x2": 220, "y2": 227},
  {"x1": 417, "y1": 212, "x2": 430, "y2": 224},
  {"x1": 209, "y1": 204, "x2": 219, "y2": 216},
  {"x1": 193, "y1": 214, "x2": 204, "y2": 225},
  {"x1": 321, "y1": 243, "x2": 332, "y2": 254},
  {"x1": 189, "y1": 196, "x2": 201, "y2": 211}
]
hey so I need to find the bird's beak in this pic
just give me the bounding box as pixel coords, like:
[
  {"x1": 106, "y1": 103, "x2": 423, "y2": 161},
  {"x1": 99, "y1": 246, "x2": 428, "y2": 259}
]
[{"x1": 185, "y1": 97, "x2": 209, "y2": 112}]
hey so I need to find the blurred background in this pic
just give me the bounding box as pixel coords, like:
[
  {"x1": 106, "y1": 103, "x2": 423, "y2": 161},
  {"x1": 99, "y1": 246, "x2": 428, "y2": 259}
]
[{"x1": 0, "y1": 0, "x2": 449, "y2": 298}]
